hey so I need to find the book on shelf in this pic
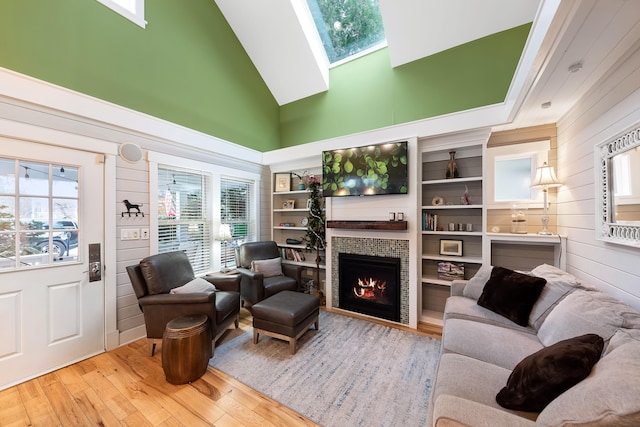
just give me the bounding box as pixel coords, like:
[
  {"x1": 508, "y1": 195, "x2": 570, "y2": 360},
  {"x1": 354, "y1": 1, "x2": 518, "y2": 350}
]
[
  {"x1": 280, "y1": 247, "x2": 305, "y2": 262},
  {"x1": 422, "y1": 212, "x2": 438, "y2": 231}
]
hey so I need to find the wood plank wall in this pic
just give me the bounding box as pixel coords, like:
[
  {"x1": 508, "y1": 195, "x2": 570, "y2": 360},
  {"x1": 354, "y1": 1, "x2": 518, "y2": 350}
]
[
  {"x1": 115, "y1": 157, "x2": 150, "y2": 337},
  {"x1": 556, "y1": 44, "x2": 640, "y2": 309}
]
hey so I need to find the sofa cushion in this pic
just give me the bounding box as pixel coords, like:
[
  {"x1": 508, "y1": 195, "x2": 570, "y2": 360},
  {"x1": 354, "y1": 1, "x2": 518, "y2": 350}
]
[
  {"x1": 477, "y1": 266, "x2": 547, "y2": 327},
  {"x1": 251, "y1": 257, "x2": 283, "y2": 278},
  {"x1": 603, "y1": 328, "x2": 640, "y2": 356},
  {"x1": 537, "y1": 340, "x2": 640, "y2": 426},
  {"x1": 528, "y1": 264, "x2": 583, "y2": 330},
  {"x1": 428, "y1": 354, "x2": 528, "y2": 425},
  {"x1": 462, "y1": 264, "x2": 493, "y2": 300},
  {"x1": 496, "y1": 333, "x2": 603, "y2": 412},
  {"x1": 537, "y1": 289, "x2": 640, "y2": 347},
  {"x1": 433, "y1": 395, "x2": 537, "y2": 427},
  {"x1": 442, "y1": 319, "x2": 542, "y2": 370},
  {"x1": 170, "y1": 277, "x2": 216, "y2": 294},
  {"x1": 444, "y1": 296, "x2": 535, "y2": 334}
]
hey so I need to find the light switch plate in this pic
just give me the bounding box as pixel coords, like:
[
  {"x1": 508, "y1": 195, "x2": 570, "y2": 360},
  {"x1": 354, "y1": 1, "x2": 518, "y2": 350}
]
[{"x1": 121, "y1": 228, "x2": 140, "y2": 240}]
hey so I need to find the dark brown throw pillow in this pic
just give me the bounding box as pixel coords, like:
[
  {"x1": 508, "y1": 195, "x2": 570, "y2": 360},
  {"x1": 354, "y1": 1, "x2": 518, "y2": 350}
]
[
  {"x1": 477, "y1": 266, "x2": 546, "y2": 326},
  {"x1": 496, "y1": 333, "x2": 604, "y2": 412}
]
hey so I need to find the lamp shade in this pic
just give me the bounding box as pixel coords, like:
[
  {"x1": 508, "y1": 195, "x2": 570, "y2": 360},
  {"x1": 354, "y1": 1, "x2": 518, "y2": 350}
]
[
  {"x1": 532, "y1": 162, "x2": 561, "y2": 188},
  {"x1": 217, "y1": 224, "x2": 233, "y2": 241}
]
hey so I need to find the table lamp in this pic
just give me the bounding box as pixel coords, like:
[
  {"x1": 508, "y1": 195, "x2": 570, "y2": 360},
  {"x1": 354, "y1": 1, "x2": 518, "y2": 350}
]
[
  {"x1": 531, "y1": 162, "x2": 562, "y2": 235},
  {"x1": 217, "y1": 224, "x2": 233, "y2": 272}
]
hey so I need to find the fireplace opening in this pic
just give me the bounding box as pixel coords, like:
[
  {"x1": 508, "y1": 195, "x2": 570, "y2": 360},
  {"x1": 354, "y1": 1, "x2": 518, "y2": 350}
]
[{"x1": 339, "y1": 253, "x2": 401, "y2": 322}]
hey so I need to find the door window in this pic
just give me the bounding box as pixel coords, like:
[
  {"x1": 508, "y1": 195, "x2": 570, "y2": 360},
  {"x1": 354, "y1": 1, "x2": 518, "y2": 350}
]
[{"x1": 0, "y1": 158, "x2": 79, "y2": 270}]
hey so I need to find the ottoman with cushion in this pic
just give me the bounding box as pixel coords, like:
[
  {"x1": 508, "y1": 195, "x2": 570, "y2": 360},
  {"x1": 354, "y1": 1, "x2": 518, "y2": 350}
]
[{"x1": 252, "y1": 290, "x2": 320, "y2": 354}]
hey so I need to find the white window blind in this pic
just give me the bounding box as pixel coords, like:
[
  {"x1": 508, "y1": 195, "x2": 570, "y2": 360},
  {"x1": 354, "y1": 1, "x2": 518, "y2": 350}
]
[
  {"x1": 220, "y1": 177, "x2": 255, "y2": 268},
  {"x1": 158, "y1": 167, "x2": 211, "y2": 275}
]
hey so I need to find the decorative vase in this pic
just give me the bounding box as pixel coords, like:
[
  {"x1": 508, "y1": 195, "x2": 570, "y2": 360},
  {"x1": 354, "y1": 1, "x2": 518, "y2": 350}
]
[
  {"x1": 511, "y1": 205, "x2": 528, "y2": 234},
  {"x1": 446, "y1": 151, "x2": 459, "y2": 179},
  {"x1": 298, "y1": 183, "x2": 306, "y2": 190}
]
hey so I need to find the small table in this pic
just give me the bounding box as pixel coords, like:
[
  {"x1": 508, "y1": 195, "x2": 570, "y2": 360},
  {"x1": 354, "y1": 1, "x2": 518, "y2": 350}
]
[
  {"x1": 162, "y1": 314, "x2": 211, "y2": 384},
  {"x1": 252, "y1": 291, "x2": 320, "y2": 354}
]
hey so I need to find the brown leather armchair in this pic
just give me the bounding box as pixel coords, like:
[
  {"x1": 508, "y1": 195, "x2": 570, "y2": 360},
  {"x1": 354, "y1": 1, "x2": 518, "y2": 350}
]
[
  {"x1": 235, "y1": 241, "x2": 303, "y2": 307},
  {"x1": 126, "y1": 251, "x2": 240, "y2": 356}
]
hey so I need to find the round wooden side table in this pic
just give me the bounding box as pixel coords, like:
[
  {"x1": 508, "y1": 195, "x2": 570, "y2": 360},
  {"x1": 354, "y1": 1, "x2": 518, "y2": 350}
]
[{"x1": 162, "y1": 314, "x2": 211, "y2": 384}]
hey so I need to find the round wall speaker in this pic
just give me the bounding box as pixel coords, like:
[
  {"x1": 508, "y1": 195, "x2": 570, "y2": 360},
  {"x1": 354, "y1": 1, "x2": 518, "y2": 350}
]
[{"x1": 119, "y1": 143, "x2": 144, "y2": 163}]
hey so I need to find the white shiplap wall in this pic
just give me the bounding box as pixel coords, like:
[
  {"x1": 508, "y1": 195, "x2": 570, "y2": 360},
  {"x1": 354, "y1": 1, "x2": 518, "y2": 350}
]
[
  {"x1": 557, "y1": 44, "x2": 640, "y2": 310},
  {"x1": 115, "y1": 157, "x2": 150, "y2": 338}
]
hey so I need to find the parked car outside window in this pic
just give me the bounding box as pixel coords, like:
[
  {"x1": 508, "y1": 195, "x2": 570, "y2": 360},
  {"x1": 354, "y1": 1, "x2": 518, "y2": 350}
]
[{"x1": 25, "y1": 220, "x2": 78, "y2": 257}]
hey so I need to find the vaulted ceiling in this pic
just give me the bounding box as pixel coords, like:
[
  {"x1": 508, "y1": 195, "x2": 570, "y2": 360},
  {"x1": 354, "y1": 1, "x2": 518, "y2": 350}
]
[
  {"x1": 216, "y1": 0, "x2": 640, "y2": 131},
  {"x1": 215, "y1": 0, "x2": 540, "y2": 105}
]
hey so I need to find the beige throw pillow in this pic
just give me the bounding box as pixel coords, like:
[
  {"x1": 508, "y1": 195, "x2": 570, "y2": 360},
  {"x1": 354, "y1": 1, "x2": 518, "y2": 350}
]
[
  {"x1": 251, "y1": 257, "x2": 283, "y2": 278},
  {"x1": 170, "y1": 277, "x2": 216, "y2": 294}
]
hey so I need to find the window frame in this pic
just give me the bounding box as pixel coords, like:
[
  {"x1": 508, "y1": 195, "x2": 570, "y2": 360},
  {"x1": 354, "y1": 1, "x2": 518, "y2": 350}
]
[
  {"x1": 157, "y1": 166, "x2": 211, "y2": 275},
  {"x1": 486, "y1": 140, "x2": 551, "y2": 208},
  {"x1": 0, "y1": 158, "x2": 80, "y2": 271},
  {"x1": 220, "y1": 176, "x2": 256, "y2": 269},
  {"x1": 96, "y1": 0, "x2": 146, "y2": 29},
  {"x1": 149, "y1": 153, "x2": 260, "y2": 274}
]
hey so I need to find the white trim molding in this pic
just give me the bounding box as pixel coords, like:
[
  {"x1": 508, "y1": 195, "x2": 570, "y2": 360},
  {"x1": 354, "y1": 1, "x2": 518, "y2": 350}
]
[
  {"x1": 0, "y1": 67, "x2": 263, "y2": 168},
  {"x1": 96, "y1": 0, "x2": 147, "y2": 29}
]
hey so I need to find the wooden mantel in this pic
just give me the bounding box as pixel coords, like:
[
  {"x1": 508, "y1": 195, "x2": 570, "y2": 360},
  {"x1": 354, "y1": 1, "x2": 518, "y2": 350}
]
[{"x1": 326, "y1": 220, "x2": 407, "y2": 231}]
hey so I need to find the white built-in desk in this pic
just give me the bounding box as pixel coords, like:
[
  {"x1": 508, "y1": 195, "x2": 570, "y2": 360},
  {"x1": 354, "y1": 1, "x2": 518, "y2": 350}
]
[{"x1": 485, "y1": 233, "x2": 567, "y2": 271}]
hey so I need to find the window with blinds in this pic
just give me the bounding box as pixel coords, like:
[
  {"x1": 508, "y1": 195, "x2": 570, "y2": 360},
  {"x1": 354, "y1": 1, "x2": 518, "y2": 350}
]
[
  {"x1": 220, "y1": 177, "x2": 255, "y2": 268},
  {"x1": 158, "y1": 168, "x2": 211, "y2": 275}
]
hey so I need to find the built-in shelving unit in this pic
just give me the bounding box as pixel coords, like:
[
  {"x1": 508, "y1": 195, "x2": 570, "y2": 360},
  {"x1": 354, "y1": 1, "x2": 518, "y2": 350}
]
[
  {"x1": 418, "y1": 133, "x2": 488, "y2": 326},
  {"x1": 271, "y1": 173, "x2": 325, "y2": 271}
]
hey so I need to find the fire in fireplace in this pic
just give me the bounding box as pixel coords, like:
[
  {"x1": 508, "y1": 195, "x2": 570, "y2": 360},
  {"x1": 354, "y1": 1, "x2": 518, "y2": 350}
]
[{"x1": 339, "y1": 253, "x2": 401, "y2": 322}]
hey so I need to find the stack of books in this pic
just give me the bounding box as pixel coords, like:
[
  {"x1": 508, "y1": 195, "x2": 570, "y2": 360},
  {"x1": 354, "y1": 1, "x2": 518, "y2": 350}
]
[
  {"x1": 422, "y1": 212, "x2": 438, "y2": 231},
  {"x1": 280, "y1": 247, "x2": 305, "y2": 262}
]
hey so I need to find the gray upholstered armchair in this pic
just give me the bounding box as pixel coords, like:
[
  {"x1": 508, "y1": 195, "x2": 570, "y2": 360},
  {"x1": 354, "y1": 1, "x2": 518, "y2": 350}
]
[
  {"x1": 126, "y1": 251, "x2": 240, "y2": 356},
  {"x1": 235, "y1": 241, "x2": 303, "y2": 307}
]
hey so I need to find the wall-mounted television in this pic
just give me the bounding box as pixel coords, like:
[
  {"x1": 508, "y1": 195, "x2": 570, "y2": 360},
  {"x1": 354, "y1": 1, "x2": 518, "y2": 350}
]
[{"x1": 322, "y1": 141, "x2": 408, "y2": 197}]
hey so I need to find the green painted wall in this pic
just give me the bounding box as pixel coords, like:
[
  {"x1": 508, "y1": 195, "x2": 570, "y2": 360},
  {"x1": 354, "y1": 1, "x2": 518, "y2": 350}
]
[
  {"x1": 0, "y1": 2, "x2": 530, "y2": 153},
  {"x1": 0, "y1": 0, "x2": 280, "y2": 152},
  {"x1": 279, "y1": 24, "x2": 531, "y2": 147}
]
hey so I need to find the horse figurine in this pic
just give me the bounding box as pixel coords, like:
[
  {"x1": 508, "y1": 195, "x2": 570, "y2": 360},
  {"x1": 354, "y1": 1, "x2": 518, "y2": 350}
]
[{"x1": 122, "y1": 199, "x2": 144, "y2": 217}]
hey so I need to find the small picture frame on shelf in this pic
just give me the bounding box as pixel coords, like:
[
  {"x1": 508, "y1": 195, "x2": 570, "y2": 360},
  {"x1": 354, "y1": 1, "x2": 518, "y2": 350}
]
[
  {"x1": 439, "y1": 239, "x2": 463, "y2": 256},
  {"x1": 306, "y1": 199, "x2": 312, "y2": 210},
  {"x1": 274, "y1": 173, "x2": 291, "y2": 192},
  {"x1": 437, "y1": 261, "x2": 465, "y2": 280},
  {"x1": 282, "y1": 199, "x2": 295, "y2": 209}
]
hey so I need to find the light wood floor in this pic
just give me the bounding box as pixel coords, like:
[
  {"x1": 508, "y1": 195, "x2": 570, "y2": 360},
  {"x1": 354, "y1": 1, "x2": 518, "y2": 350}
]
[{"x1": 0, "y1": 308, "x2": 441, "y2": 427}]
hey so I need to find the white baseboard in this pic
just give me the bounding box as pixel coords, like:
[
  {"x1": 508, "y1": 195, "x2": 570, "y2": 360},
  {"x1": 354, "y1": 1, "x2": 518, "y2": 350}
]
[{"x1": 118, "y1": 325, "x2": 147, "y2": 347}]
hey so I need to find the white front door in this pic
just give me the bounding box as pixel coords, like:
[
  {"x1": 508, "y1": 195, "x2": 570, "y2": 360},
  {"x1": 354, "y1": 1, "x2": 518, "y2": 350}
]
[{"x1": 0, "y1": 139, "x2": 105, "y2": 389}]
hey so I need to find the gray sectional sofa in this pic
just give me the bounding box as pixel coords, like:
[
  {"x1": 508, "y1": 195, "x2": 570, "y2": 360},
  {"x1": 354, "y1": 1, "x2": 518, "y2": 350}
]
[{"x1": 427, "y1": 263, "x2": 640, "y2": 427}]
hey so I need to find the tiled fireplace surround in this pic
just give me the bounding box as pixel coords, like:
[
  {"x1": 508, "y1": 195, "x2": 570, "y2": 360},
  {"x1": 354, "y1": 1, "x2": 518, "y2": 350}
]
[{"x1": 331, "y1": 236, "x2": 410, "y2": 325}]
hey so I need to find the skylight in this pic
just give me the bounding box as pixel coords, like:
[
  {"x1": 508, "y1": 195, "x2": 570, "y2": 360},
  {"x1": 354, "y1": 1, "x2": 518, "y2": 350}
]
[{"x1": 306, "y1": 0, "x2": 386, "y2": 65}]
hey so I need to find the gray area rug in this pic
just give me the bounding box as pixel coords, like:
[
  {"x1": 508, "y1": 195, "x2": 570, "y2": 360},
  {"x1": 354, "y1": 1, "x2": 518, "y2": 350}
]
[{"x1": 209, "y1": 311, "x2": 441, "y2": 427}]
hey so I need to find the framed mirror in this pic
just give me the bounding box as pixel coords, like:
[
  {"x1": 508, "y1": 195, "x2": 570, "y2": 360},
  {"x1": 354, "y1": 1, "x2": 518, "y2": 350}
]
[{"x1": 596, "y1": 124, "x2": 640, "y2": 247}]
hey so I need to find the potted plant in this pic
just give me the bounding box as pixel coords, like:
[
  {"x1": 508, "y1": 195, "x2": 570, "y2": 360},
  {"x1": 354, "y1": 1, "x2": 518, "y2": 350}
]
[
  {"x1": 303, "y1": 175, "x2": 325, "y2": 293},
  {"x1": 291, "y1": 170, "x2": 308, "y2": 190}
]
